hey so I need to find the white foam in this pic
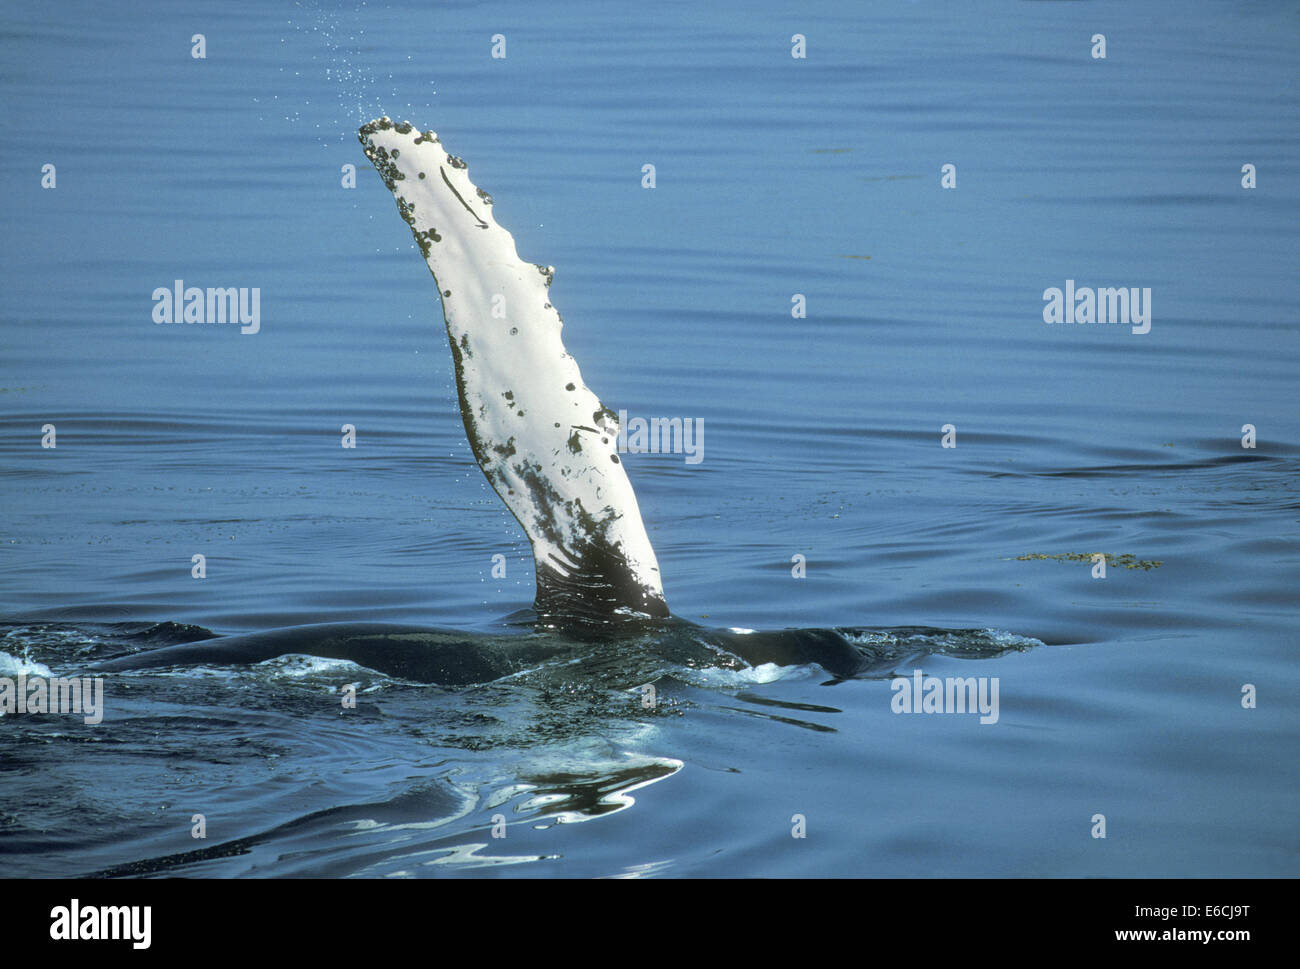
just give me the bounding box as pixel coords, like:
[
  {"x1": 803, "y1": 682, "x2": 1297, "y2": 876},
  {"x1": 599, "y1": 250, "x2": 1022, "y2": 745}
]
[
  {"x1": 0, "y1": 651, "x2": 53, "y2": 678},
  {"x1": 674, "y1": 661, "x2": 806, "y2": 688}
]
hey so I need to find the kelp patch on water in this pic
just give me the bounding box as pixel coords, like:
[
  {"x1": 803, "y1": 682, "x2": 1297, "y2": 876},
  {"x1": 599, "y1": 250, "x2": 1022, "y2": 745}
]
[{"x1": 1016, "y1": 552, "x2": 1162, "y2": 570}]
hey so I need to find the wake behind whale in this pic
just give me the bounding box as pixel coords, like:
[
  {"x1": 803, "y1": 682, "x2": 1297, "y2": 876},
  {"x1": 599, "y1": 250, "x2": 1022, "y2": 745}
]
[{"x1": 77, "y1": 119, "x2": 1034, "y2": 684}]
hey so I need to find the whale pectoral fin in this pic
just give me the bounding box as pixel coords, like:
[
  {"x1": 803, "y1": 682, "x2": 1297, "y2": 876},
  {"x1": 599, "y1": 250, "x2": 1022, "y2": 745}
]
[
  {"x1": 359, "y1": 118, "x2": 668, "y2": 623},
  {"x1": 534, "y1": 538, "x2": 669, "y2": 627}
]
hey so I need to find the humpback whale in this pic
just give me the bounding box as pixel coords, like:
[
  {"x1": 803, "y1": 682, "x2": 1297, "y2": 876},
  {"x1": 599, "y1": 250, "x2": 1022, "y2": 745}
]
[
  {"x1": 87, "y1": 118, "x2": 961, "y2": 684},
  {"x1": 354, "y1": 118, "x2": 667, "y2": 629}
]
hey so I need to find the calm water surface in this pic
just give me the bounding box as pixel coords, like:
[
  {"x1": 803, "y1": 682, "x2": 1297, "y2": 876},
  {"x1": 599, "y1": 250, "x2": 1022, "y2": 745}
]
[{"x1": 1, "y1": 0, "x2": 1297, "y2": 876}]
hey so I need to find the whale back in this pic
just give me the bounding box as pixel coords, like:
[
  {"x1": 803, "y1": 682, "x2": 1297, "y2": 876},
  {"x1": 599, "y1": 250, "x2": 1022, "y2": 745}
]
[{"x1": 358, "y1": 119, "x2": 667, "y2": 625}]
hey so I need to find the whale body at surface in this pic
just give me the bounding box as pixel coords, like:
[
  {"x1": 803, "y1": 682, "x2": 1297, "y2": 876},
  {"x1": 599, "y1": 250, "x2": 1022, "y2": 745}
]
[{"x1": 81, "y1": 119, "x2": 1019, "y2": 685}]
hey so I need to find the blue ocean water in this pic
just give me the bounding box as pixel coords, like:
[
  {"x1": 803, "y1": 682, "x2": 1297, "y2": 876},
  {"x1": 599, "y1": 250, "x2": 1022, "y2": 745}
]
[{"x1": 1, "y1": 0, "x2": 1297, "y2": 876}]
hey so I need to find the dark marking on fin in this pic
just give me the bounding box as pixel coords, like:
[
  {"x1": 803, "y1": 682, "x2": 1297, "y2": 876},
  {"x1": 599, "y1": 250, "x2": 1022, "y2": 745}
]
[{"x1": 441, "y1": 166, "x2": 489, "y2": 227}]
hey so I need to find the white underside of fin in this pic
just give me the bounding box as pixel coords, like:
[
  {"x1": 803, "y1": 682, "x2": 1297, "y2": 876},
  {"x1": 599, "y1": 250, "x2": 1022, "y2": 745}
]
[{"x1": 359, "y1": 118, "x2": 667, "y2": 621}]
